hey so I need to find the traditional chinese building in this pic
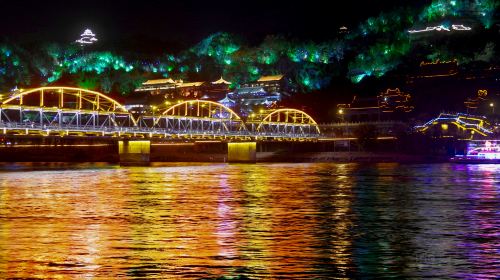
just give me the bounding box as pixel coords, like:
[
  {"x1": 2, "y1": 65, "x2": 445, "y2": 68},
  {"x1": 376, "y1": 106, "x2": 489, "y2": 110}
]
[
  {"x1": 415, "y1": 113, "x2": 493, "y2": 139},
  {"x1": 337, "y1": 96, "x2": 380, "y2": 122},
  {"x1": 338, "y1": 26, "x2": 349, "y2": 36},
  {"x1": 135, "y1": 78, "x2": 177, "y2": 94},
  {"x1": 337, "y1": 88, "x2": 413, "y2": 122},
  {"x1": 465, "y1": 89, "x2": 499, "y2": 117},
  {"x1": 135, "y1": 78, "x2": 205, "y2": 100},
  {"x1": 219, "y1": 75, "x2": 284, "y2": 116},
  {"x1": 413, "y1": 60, "x2": 459, "y2": 79},
  {"x1": 135, "y1": 77, "x2": 232, "y2": 102},
  {"x1": 377, "y1": 88, "x2": 413, "y2": 113},
  {"x1": 243, "y1": 74, "x2": 285, "y2": 93},
  {"x1": 200, "y1": 77, "x2": 232, "y2": 101},
  {"x1": 464, "y1": 89, "x2": 489, "y2": 113}
]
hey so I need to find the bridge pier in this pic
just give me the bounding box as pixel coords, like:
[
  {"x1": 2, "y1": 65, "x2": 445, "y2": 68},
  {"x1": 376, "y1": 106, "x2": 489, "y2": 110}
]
[
  {"x1": 227, "y1": 142, "x2": 256, "y2": 163},
  {"x1": 118, "y1": 140, "x2": 151, "y2": 166}
]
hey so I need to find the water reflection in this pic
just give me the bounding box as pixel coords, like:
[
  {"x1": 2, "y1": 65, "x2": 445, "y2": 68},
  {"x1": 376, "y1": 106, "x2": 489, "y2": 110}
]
[{"x1": 0, "y1": 163, "x2": 499, "y2": 278}]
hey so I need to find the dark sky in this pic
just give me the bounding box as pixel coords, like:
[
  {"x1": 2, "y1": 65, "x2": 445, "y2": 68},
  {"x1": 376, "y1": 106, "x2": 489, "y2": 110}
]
[{"x1": 1, "y1": 0, "x2": 421, "y2": 51}]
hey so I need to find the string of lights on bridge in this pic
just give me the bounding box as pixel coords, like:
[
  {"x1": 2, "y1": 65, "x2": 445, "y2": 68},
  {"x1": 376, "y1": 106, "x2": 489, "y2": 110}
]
[{"x1": 0, "y1": 87, "x2": 321, "y2": 141}]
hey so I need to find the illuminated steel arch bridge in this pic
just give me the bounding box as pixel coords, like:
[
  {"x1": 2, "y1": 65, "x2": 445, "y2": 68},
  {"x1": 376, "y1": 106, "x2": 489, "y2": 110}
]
[
  {"x1": 0, "y1": 87, "x2": 321, "y2": 141},
  {"x1": 247, "y1": 109, "x2": 321, "y2": 140},
  {"x1": 138, "y1": 100, "x2": 250, "y2": 140},
  {"x1": 0, "y1": 87, "x2": 135, "y2": 137}
]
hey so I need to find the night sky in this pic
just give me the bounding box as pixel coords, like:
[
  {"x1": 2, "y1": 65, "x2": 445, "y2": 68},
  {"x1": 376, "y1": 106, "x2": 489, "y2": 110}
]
[{"x1": 2, "y1": 0, "x2": 417, "y2": 51}]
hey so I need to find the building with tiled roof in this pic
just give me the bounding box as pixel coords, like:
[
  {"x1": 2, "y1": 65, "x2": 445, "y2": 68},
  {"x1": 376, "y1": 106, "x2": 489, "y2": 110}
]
[
  {"x1": 134, "y1": 76, "x2": 232, "y2": 103},
  {"x1": 244, "y1": 74, "x2": 286, "y2": 94}
]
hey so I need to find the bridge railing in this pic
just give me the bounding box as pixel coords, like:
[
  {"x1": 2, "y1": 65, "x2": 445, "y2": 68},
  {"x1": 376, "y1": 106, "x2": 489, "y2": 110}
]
[
  {"x1": 0, "y1": 120, "x2": 321, "y2": 140},
  {"x1": 1, "y1": 88, "x2": 323, "y2": 140},
  {"x1": 0, "y1": 121, "x2": 253, "y2": 136}
]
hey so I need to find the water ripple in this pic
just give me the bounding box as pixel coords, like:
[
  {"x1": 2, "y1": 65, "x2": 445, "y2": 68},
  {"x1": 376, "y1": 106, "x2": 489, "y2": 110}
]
[{"x1": 0, "y1": 163, "x2": 498, "y2": 279}]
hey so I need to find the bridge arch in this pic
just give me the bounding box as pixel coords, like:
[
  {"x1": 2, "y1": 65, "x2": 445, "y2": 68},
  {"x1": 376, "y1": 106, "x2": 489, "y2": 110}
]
[
  {"x1": 1, "y1": 86, "x2": 128, "y2": 112},
  {"x1": 253, "y1": 108, "x2": 321, "y2": 138},
  {"x1": 0, "y1": 86, "x2": 136, "y2": 128},
  {"x1": 140, "y1": 100, "x2": 249, "y2": 136}
]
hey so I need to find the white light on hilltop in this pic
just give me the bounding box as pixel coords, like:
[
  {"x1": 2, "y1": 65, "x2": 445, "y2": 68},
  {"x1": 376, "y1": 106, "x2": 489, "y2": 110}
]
[{"x1": 76, "y1": 28, "x2": 98, "y2": 45}]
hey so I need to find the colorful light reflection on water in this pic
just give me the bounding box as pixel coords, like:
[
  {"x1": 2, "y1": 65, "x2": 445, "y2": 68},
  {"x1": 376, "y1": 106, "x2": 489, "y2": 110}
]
[{"x1": 0, "y1": 163, "x2": 499, "y2": 279}]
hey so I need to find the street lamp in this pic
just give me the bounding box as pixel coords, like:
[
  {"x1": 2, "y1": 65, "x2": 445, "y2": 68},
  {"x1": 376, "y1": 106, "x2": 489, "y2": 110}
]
[
  {"x1": 490, "y1": 102, "x2": 495, "y2": 114},
  {"x1": 338, "y1": 109, "x2": 344, "y2": 122}
]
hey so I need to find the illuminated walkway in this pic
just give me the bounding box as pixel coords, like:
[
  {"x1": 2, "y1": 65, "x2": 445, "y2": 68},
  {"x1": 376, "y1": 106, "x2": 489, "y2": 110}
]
[
  {"x1": 0, "y1": 87, "x2": 320, "y2": 141},
  {"x1": 415, "y1": 113, "x2": 493, "y2": 137}
]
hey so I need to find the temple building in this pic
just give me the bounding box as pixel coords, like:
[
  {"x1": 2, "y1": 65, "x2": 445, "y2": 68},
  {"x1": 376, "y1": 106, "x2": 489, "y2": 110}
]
[
  {"x1": 415, "y1": 113, "x2": 493, "y2": 139},
  {"x1": 129, "y1": 77, "x2": 233, "y2": 114},
  {"x1": 134, "y1": 77, "x2": 231, "y2": 102},
  {"x1": 200, "y1": 77, "x2": 232, "y2": 101},
  {"x1": 337, "y1": 88, "x2": 413, "y2": 122},
  {"x1": 135, "y1": 78, "x2": 205, "y2": 99},
  {"x1": 377, "y1": 88, "x2": 413, "y2": 113},
  {"x1": 243, "y1": 74, "x2": 285, "y2": 93},
  {"x1": 409, "y1": 60, "x2": 459, "y2": 81},
  {"x1": 465, "y1": 89, "x2": 499, "y2": 117},
  {"x1": 338, "y1": 26, "x2": 349, "y2": 35},
  {"x1": 218, "y1": 74, "x2": 285, "y2": 117}
]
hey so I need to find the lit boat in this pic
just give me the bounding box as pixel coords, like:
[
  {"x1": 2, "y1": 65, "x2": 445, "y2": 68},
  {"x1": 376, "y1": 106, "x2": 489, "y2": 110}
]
[{"x1": 451, "y1": 140, "x2": 500, "y2": 163}]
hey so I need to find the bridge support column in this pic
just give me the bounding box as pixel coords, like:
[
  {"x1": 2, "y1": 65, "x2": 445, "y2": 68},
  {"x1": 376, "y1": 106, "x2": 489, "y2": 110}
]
[
  {"x1": 227, "y1": 142, "x2": 256, "y2": 163},
  {"x1": 118, "y1": 140, "x2": 150, "y2": 166}
]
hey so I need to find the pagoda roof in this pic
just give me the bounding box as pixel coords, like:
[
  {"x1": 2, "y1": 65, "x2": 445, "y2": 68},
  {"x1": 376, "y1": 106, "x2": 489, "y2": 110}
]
[
  {"x1": 219, "y1": 96, "x2": 236, "y2": 104},
  {"x1": 236, "y1": 87, "x2": 266, "y2": 94},
  {"x1": 212, "y1": 77, "x2": 231, "y2": 85},
  {"x1": 142, "y1": 78, "x2": 176, "y2": 85},
  {"x1": 257, "y1": 74, "x2": 284, "y2": 82},
  {"x1": 177, "y1": 82, "x2": 205, "y2": 88},
  {"x1": 141, "y1": 79, "x2": 205, "y2": 88}
]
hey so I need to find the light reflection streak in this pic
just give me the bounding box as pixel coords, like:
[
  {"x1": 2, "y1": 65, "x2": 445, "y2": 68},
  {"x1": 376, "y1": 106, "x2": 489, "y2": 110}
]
[
  {"x1": 216, "y1": 174, "x2": 238, "y2": 260},
  {"x1": 0, "y1": 163, "x2": 498, "y2": 278},
  {"x1": 455, "y1": 164, "x2": 500, "y2": 279}
]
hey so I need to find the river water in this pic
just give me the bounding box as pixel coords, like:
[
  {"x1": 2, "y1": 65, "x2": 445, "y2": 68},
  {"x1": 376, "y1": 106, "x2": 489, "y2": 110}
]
[{"x1": 0, "y1": 163, "x2": 499, "y2": 279}]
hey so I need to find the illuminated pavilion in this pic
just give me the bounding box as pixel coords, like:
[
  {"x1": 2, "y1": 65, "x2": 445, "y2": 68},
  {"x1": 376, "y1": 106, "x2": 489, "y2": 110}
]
[
  {"x1": 134, "y1": 77, "x2": 231, "y2": 101},
  {"x1": 218, "y1": 75, "x2": 285, "y2": 116},
  {"x1": 337, "y1": 88, "x2": 413, "y2": 122}
]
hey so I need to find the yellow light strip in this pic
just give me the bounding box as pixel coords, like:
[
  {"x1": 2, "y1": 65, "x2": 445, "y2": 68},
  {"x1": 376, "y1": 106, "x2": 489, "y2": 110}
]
[
  {"x1": 0, "y1": 144, "x2": 112, "y2": 148},
  {"x1": 151, "y1": 143, "x2": 196, "y2": 146},
  {"x1": 318, "y1": 137, "x2": 357, "y2": 141},
  {"x1": 318, "y1": 136, "x2": 397, "y2": 141},
  {"x1": 2, "y1": 86, "x2": 127, "y2": 111}
]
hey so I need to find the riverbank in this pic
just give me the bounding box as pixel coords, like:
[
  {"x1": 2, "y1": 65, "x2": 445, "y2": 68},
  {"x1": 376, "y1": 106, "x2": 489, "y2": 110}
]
[
  {"x1": 0, "y1": 144, "x2": 448, "y2": 163},
  {"x1": 256, "y1": 151, "x2": 448, "y2": 163}
]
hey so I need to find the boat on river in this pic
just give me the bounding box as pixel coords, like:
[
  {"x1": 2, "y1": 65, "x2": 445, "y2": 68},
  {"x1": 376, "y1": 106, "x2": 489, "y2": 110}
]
[{"x1": 451, "y1": 140, "x2": 500, "y2": 163}]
